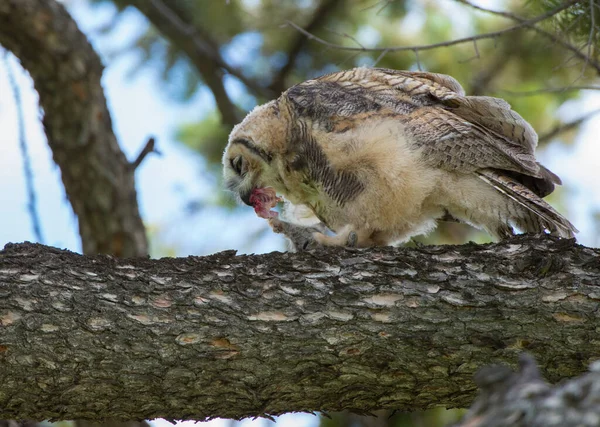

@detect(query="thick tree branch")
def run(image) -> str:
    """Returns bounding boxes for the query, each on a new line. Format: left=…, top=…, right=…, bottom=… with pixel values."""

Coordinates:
left=286, top=0, right=581, bottom=53
left=0, top=236, right=599, bottom=421
left=0, top=0, right=148, bottom=258
left=121, top=0, right=274, bottom=126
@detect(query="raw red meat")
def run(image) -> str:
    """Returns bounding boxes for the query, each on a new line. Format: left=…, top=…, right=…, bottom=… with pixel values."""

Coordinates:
left=249, top=187, right=281, bottom=219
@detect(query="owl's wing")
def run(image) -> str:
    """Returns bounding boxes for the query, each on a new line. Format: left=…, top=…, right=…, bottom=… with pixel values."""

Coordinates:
left=286, top=67, right=557, bottom=190
left=285, top=67, right=575, bottom=237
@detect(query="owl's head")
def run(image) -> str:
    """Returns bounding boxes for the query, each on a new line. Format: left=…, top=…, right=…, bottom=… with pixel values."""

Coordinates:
left=222, top=100, right=290, bottom=207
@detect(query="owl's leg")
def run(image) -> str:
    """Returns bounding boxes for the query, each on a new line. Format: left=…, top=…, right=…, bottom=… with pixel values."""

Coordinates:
left=312, top=225, right=372, bottom=248
left=268, top=218, right=328, bottom=251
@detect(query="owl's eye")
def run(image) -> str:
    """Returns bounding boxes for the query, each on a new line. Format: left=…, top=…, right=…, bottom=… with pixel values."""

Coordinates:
left=230, top=156, right=246, bottom=176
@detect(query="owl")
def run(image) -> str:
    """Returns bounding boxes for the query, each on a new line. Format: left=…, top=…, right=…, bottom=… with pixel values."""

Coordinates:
left=222, top=67, right=577, bottom=249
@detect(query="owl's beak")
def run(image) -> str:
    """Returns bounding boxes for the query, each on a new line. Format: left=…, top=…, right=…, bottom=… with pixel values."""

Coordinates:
left=240, top=188, right=253, bottom=206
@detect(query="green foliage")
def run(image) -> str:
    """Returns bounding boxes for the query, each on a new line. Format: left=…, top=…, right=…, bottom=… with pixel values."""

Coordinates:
left=91, top=0, right=597, bottom=125
left=534, top=0, right=599, bottom=45
left=176, top=112, right=230, bottom=166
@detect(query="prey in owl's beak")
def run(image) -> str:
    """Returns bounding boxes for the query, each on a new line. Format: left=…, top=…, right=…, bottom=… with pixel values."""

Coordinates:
left=225, top=167, right=281, bottom=217
left=248, top=187, right=281, bottom=219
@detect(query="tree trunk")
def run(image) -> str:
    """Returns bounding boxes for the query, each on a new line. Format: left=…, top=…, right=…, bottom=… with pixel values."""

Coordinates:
left=0, top=0, right=148, bottom=257
left=0, top=236, right=598, bottom=421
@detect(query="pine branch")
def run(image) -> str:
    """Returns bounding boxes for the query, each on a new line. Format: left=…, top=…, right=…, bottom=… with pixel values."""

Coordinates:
left=286, top=0, right=582, bottom=55
left=456, top=0, right=600, bottom=75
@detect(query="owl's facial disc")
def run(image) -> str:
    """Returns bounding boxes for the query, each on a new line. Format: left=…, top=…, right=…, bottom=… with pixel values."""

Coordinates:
left=224, top=116, right=283, bottom=218
left=224, top=156, right=281, bottom=218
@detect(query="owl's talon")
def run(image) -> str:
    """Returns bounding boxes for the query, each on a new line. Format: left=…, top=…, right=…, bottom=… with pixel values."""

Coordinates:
left=410, top=238, right=425, bottom=248
left=312, top=231, right=327, bottom=246
left=346, top=231, right=358, bottom=247
left=268, top=217, right=284, bottom=234
left=267, top=219, right=327, bottom=252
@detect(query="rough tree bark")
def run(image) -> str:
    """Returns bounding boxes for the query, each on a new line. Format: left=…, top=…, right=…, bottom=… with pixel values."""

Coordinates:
left=0, top=236, right=599, bottom=421
left=0, top=0, right=148, bottom=258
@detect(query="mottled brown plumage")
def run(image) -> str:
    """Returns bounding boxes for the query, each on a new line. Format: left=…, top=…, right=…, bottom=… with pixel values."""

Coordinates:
left=223, top=67, right=577, bottom=249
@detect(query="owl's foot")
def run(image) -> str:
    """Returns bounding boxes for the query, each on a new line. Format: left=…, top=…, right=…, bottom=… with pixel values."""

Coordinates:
left=269, top=219, right=369, bottom=250
left=346, top=231, right=358, bottom=247
left=312, top=225, right=367, bottom=248
left=268, top=218, right=327, bottom=252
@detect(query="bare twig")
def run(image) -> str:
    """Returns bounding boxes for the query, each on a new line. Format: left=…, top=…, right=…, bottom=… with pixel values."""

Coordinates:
left=2, top=50, right=45, bottom=244
left=457, top=0, right=600, bottom=75
left=469, top=41, right=515, bottom=94
left=458, top=39, right=481, bottom=63
left=336, top=30, right=366, bottom=50
left=413, top=49, right=421, bottom=70
left=360, top=0, right=393, bottom=13
left=336, top=51, right=360, bottom=68
left=286, top=0, right=582, bottom=54
left=538, top=108, right=600, bottom=144
left=498, top=86, right=600, bottom=96
left=373, top=48, right=389, bottom=66
left=131, top=137, right=160, bottom=170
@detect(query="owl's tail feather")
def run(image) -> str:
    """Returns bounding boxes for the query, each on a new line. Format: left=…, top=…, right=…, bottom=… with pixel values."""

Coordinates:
left=477, top=169, right=578, bottom=239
